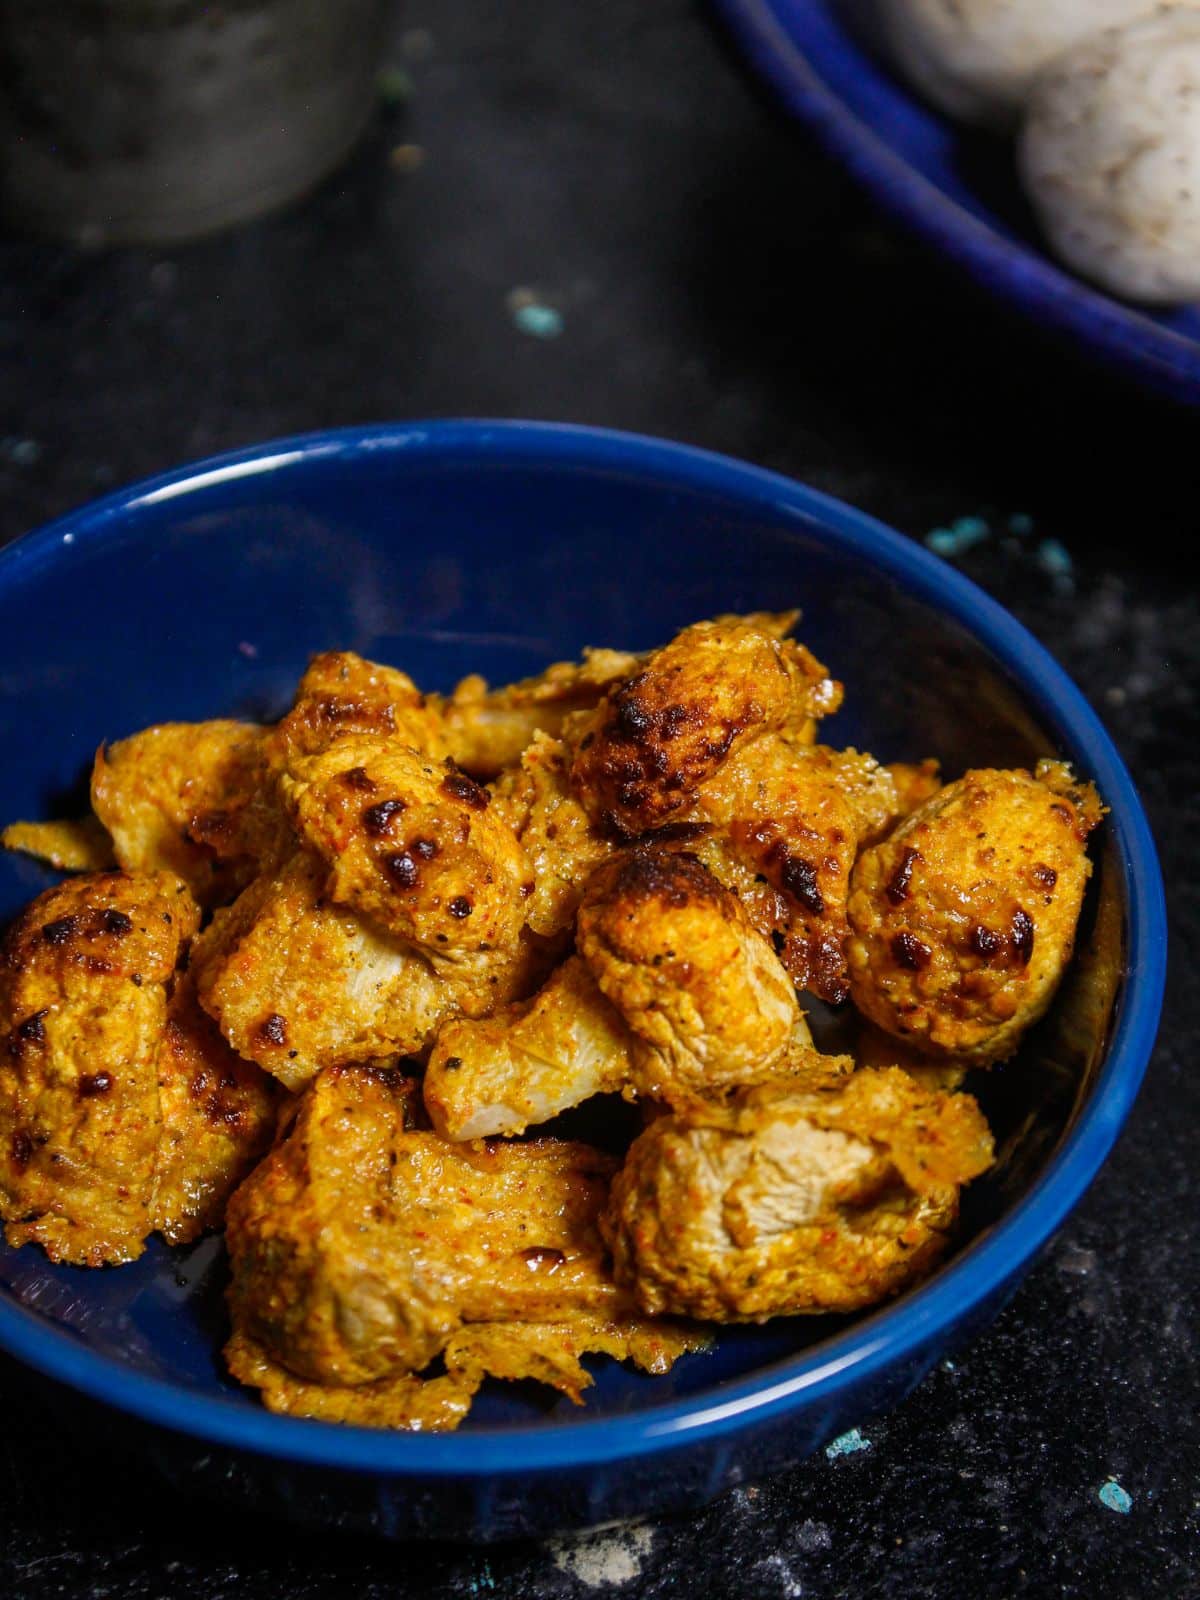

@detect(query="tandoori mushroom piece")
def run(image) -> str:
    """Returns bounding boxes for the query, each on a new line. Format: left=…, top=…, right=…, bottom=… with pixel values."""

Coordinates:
left=0, top=871, right=196, bottom=1263
left=91, top=720, right=291, bottom=906
left=568, top=616, right=841, bottom=836
left=279, top=735, right=531, bottom=970
left=603, top=1065, right=994, bottom=1321
left=224, top=1063, right=703, bottom=1428
left=575, top=849, right=798, bottom=1099
left=847, top=762, right=1103, bottom=1063
left=191, top=851, right=546, bottom=1091
left=0, top=871, right=275, bottom=1263
left=263, top=649, right=449, bottom=777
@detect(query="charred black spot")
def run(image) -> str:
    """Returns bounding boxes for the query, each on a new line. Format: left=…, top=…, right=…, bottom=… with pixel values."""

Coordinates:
left=770, top=929, right=787, bottom=957
left=214, top=1101, right=246, bottom=1130
left=101, top=909, right=133, bottom=937
left=41, top=916, right=80, bottom=946
left=780, top=855, right=824, bottom=916
left=1032, top=863, right=1058, bottom=889
left=701, top=730, right=736, bottom=763
left=259, top=1013, right=288, bottom=1046
left=314, top=696, right=394, bottom=733
left=641, top=820, right=712, bottom=846
left=519, top=1246, right=565, bottom=1274
left=131, top=973, right=143, bottom=987
left=605, top=847, right=724, bottom=912
left=186, top=809, right=234, bottom=849
left=410, top=837, right=439, bottom=861
left=1011, top=909, right=1035, bottom=966
left=613, top=696, right=654, bottom=742
left=598, top=809, right=632, bottom=840
left=382, top=852, right=420, bottom=889
left=442, top=767, right=489, bottom=810
left=448, top=896, right=473, bottom=919
left=660, top=704, right=692, bottom=739
left=78, top=1072, right=113, bottom=1098
left=442, top=1056, right=463, bottom=1073
left=891, top=931, right=931, bottom=971
left=362, top=799, right=406, bottom=837
left=970, top=925, right=1003, bottom=960
left=17, top=1011, right=47, bottom=1044
left=343, top=766, right=377, bottom=793
left=886, top=847, right=920, bottom=906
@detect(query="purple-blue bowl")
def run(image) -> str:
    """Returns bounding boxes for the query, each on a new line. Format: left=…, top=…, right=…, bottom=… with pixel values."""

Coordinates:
left=712, top=0, right=1200, bottom=405
left=0, top=422, right=1166, bottom=1539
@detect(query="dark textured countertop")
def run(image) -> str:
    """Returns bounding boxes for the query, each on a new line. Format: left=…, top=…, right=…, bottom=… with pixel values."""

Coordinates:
left=1, top=3, right=1195, bottom=1596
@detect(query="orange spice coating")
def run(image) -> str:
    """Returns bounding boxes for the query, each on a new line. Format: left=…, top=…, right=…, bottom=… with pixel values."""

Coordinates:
left=264, top=650, right=448, bottom=777
left=433, top=647, right=639, bottom=778
left=280, top=735, right=531, bottom=964
left=0, top=871, right=199, bottom=1263
left=490, top=731, right=619, bottom=940
left=226, top=1311, right=706, bottom=1432
left=603, top=1066, right=994, bottom=1321
left=225, top=1063, right=684, bottom=1389
left=847, top=762, right=1104, bottom=1062
left=576, top=849, right=798, bottom=1101
left=191, top=851, right=546, bottom=1091
left=92, top=721, right=290, bottom=906
left=424, top=956, right=636, bottom=1141
left=569, top=617, right=842, bottom=835
left=149, top=977, right=276, bottom=1245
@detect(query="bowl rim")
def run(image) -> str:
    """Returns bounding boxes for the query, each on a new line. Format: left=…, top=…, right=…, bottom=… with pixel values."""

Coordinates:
left=710, top=0, right=1200, bottom=407
left=0, top=419, right=1166, bottom=1477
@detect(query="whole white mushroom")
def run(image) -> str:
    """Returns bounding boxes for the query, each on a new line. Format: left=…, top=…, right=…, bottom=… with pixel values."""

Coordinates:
left=869, top=0, right=1195, bottom=126
left=1019, top=10, right=1200, bottom=304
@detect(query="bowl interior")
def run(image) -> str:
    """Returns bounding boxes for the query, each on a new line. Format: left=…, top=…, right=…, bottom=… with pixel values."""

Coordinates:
left=0, top=430, right=1125, bottom=1431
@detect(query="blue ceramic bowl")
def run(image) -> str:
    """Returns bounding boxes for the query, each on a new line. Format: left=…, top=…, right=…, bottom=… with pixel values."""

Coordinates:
left=0, top=423, right=1165, bottom=1540
left=712, top=0, right=1200, bottom=405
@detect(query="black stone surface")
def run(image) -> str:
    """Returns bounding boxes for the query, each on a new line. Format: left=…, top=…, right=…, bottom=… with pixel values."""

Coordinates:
left=0, top=3, right=1195, bottom=1596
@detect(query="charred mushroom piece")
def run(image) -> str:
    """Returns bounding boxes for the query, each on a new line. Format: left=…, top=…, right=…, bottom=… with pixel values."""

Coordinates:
left=847, top=763, right=1103, bottom=1063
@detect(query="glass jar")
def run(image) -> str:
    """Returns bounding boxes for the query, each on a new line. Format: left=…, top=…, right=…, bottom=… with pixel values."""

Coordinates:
left=0, top=0, right=394, bottom=244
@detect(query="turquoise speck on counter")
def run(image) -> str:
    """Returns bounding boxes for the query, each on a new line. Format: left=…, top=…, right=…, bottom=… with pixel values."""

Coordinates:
left=1037, top=538, right=1074, bottom=577
left=950, top=514, right=988, bottom=542
left=513, top=303, right=564, bottom=339
left=1098, top=1478, right=1133, bottom=1515
left=825, top=1428, right=871, bottom=1460
left=924, top=515, right=990, bottom=558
